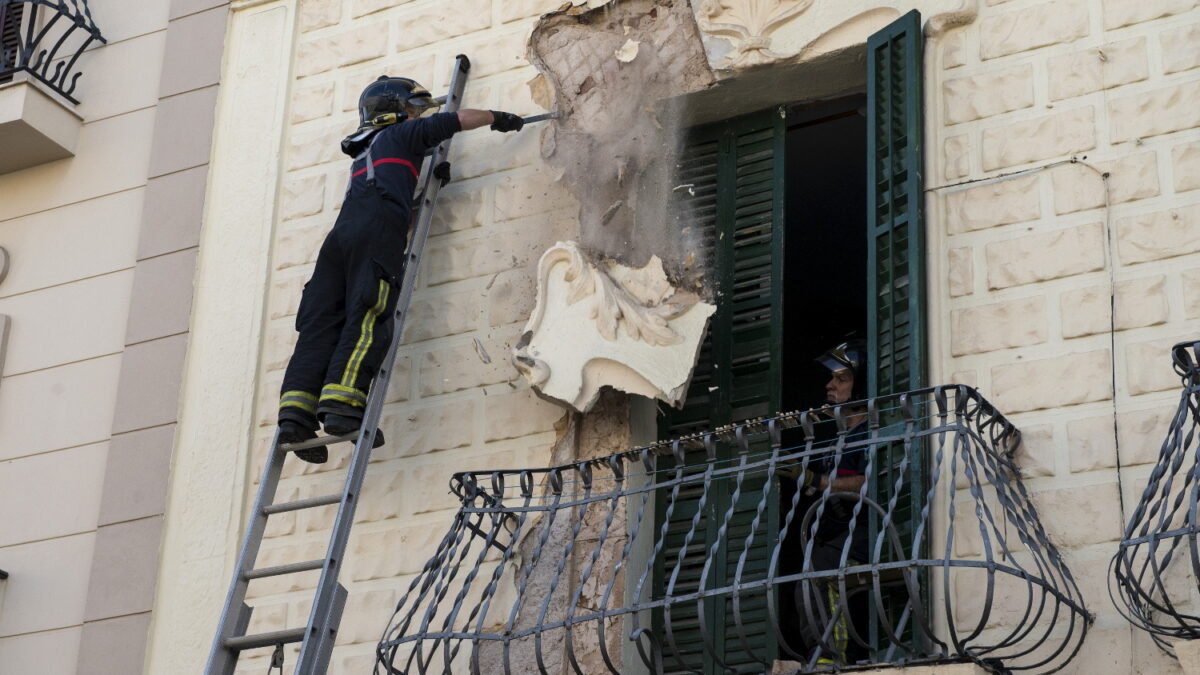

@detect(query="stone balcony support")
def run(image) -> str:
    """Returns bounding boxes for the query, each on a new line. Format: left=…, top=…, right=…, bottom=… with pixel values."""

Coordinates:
left=0, top=81, right=82, bottom=173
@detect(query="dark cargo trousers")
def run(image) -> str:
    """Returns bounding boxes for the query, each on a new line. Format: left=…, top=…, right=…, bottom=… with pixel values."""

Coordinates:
left=795, top=536, right=858, bottom=663
left=279, top=189, right=406, bottom=426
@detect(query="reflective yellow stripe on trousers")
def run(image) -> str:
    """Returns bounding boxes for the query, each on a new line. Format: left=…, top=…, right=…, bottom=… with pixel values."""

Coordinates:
left=340, top=279, right=390, bottom=390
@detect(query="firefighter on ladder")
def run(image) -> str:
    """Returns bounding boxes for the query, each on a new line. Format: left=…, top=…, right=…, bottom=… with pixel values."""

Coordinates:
left=277, top=76, right=525, bottom=463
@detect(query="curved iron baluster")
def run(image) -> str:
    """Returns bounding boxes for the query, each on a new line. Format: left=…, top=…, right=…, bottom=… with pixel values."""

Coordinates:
left=0, top=0, right=105, bottom=103
left=1112, top=340, right=1200, bottom=652
left=378, top=386, right=1091, bottom=673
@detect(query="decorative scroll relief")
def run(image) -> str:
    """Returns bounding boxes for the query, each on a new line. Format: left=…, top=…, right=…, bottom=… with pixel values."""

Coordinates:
left=513, top=241, right=715, bottom=413
left=696, top=0, right=815, bottom=67
left=695, top=0, right=978, bottom=69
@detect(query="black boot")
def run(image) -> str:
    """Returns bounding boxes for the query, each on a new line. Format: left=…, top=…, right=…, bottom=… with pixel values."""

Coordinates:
left=278, top=419, right=327, bottom=464
left=321, top=411, right=386, bottom=449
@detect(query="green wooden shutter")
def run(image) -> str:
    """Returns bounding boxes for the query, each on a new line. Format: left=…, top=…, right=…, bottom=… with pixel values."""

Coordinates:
left=866, top=9, right=927, bottom=657
left=656, top=107, right=786, bottom=674
left=867, top=9, right=926, bottom=398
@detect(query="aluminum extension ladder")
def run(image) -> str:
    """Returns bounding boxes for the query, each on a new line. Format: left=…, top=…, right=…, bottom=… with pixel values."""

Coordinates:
left=205, top=53, right=472, bottom=675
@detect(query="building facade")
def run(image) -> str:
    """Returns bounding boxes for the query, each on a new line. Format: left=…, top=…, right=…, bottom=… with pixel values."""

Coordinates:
left=1, top=0, right=1198, bottom=673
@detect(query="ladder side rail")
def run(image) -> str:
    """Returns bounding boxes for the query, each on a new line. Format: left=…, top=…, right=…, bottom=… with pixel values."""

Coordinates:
left=293, top=53, right=472, bottom=673
left=205, top=429, right=289, bottom=674
left=387, top=65, right=471, bottom=367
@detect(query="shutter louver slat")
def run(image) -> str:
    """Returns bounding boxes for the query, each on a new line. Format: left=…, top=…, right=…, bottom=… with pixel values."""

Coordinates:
left=657, top=108, right=784, bottom=673
left=1, top=3, right=25, bottom=82
left=866, top=9, right=927, bottom=658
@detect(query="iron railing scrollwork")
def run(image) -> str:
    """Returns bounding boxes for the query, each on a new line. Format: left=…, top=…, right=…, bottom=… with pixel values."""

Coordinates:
left=1111, top=340, right=1200, bottom=651
left=0, top=0, right=105, bottom=103
left=376, top=385, right=1091, bottom=674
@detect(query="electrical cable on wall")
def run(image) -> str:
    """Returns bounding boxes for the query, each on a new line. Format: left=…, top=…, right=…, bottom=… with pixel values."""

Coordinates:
left=925, top=155, right=1127, bottom=524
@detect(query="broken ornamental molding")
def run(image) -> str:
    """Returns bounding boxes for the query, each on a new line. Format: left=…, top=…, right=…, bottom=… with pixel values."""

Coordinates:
left=513, top=241, right=715, bottom=413
left=695, top=0, right=815, bottom=68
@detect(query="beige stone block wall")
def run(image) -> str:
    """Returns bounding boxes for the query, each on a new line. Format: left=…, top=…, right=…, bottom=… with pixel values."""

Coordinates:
left=927, top=1, right=1200, bottom=672
left=218, top=0, right=577, bottom=670
left=155, top=0, right=1199, bottom=671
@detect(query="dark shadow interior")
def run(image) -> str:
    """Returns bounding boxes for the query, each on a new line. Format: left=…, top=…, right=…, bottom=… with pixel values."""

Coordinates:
left=777, top=95, right=870, bottom=660
left=782, top=96, right=869, bottom=414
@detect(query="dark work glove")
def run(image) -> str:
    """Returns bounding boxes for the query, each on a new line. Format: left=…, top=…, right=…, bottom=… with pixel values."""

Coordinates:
left=489, top=111, right=524, bottom=133
left=433, top=161, right=452, bottom=186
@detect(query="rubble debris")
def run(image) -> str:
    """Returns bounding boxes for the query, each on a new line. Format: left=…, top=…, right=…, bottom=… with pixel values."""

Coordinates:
left=615, top=38, right=640, bottom=62
left=473, top=338, right=492, bottom=364
left=599, top=200, right=624, bottom=226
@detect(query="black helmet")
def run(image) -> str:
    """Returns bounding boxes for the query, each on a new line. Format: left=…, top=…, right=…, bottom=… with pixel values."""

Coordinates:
left=357, top=76, right=440, bottom=127
left=816, top=339, right=868, bottom=401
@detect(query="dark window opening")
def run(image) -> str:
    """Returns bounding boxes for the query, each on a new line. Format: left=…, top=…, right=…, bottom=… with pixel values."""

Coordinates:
left=777, top=96, right=871, bottom=663
left=781, top=97, right=869, bottom=413
left=652, top=97, right=874, bottom=672
left=0, top=2, right=23, bottom=84
left=653, top=12, right=925, bottom=671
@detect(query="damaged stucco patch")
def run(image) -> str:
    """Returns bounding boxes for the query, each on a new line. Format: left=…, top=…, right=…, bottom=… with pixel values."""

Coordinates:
left=474, top=390, right=632, bottom=674
left=514, top=241, right=715, bottom=412
left=528, top=0, right=715, bottom=275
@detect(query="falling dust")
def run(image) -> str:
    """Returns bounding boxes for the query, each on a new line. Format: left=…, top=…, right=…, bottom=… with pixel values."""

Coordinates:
left=528, top=0, right=716, bottom=292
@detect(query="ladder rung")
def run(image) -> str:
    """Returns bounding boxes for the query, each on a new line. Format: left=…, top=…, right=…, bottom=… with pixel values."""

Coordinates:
left=281, top=433, right=355, bottom=452
left=263, top=493, right=342, bottom=515
left=224, top=626, right=306, bottom=652
left=244, top=559, right=324, bottom=581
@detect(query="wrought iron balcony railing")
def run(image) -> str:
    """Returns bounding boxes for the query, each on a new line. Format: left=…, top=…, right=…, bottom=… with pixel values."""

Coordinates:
left=376, top=386, right=1090, bottom=674
left=0, top=0, right=105, bottom=103
left=1111, top=340, right=1200, bottom=651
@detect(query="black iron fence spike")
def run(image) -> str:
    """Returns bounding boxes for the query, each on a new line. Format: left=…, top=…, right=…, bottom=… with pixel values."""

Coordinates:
left=0, top=1, right=103, bottom=103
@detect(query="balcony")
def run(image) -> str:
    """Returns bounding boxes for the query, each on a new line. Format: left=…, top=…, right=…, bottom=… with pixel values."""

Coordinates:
left=1111, top=340, right=1200, bottom=652
left=0, top=0, right=105, bottom=173
left=377, top=385, right=1091, bottom=674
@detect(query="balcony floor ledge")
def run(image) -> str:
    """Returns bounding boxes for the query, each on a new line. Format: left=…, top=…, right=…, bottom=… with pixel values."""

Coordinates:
left=772, top=660, right=989, bottom=674
left=0, top=79, right=83, bottom=174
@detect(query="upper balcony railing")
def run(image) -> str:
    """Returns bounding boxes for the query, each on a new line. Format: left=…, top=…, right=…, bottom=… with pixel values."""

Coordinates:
left=0, top=0, right=105, bottom=103
left=376, top=385, right=1091, bottom=674
left=1112, top=340, right=1200, bottom=651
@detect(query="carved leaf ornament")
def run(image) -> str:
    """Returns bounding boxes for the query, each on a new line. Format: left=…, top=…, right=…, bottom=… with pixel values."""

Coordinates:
left=697, top=0, right=815, bottom=67
left=559, top=246, right=687, bottom=347
left=513, top=242, right=716, bottom=411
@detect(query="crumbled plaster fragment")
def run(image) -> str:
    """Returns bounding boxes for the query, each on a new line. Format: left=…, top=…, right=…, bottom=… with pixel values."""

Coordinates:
left=472, top=338, right=492, bottom=364
left=615, top=38, right=640, bottom=62
left=513, top=241, right=715, bottom=412
left=528, top=0, right=715, bottom=275
left=527, top=74, right=552, bottom=111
